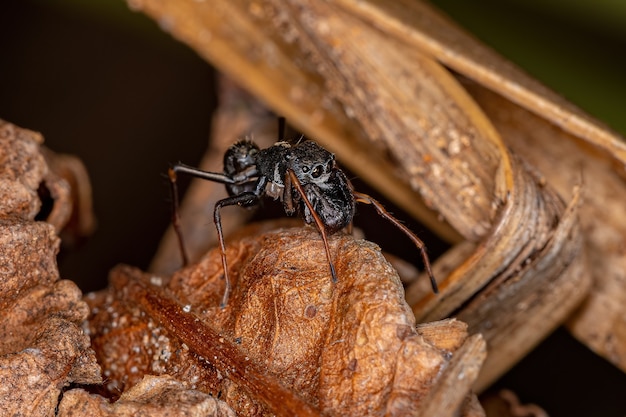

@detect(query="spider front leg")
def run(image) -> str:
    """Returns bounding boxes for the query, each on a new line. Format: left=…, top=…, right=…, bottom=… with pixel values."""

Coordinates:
left=285, top=169, right=338, bottom=283
left=353, top=191, right=439, bottom=294
left=213, top=192, right=260, bottom=307
left=168, top=163, right=237, bottom=266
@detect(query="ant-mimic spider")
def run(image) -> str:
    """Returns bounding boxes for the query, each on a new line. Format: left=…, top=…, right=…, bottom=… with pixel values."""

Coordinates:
left=168, top=119, right=438, bottom=307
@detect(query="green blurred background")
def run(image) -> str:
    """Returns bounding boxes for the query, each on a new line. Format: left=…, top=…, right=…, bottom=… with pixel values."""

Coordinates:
left=1, top=1, right=625, bottom=415
left=432, top=0, right=626, bottom=134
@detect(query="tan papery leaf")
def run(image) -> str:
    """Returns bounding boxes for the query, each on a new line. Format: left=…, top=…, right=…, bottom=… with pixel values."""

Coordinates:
left=0, top=120, right=101, bottom=416
left=88, top=226, right=485, bottom=416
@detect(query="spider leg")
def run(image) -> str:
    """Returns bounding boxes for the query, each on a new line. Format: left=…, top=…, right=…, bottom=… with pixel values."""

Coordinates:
left=171, top=163, right=237, bottom=184
left=286, top=169, right=338, bottom=283
left=353, top=191, right=439, bottom=294
left=168, top=163, right=237, bottom=266
left=214, top=192, right=260, bottom=307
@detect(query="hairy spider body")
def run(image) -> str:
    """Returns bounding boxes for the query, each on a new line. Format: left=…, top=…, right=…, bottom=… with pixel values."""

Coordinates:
left=216, top=139, right=357, bottom=234
left=169, top=138, right=437, bottom=307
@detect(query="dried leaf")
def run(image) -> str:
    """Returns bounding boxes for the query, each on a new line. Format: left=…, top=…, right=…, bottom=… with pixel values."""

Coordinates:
left=87, top=226, right=484, bottom=416
left=0, top=120, right=101, bottom=416
left=58, top=375, right=235, bottom=417
left=42, top=147, right=97, bottom=245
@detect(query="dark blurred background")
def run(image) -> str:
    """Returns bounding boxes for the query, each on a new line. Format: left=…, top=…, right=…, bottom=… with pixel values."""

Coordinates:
left=1, top=0, right=625, bottom=415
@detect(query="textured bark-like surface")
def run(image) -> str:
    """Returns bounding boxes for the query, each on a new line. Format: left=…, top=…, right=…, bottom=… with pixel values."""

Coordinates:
left=463, top=81, right=626, bottom=375
left=0, top=120, right=101, bottom=417
left=58, top=375, right=236, bottom=417
left=87, top=226, right=485, bottom=416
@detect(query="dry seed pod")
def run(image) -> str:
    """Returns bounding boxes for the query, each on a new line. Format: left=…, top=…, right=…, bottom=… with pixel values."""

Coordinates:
left=87, top=226, right=486, bottom=416
left=0, top=120, right=101, bottom=416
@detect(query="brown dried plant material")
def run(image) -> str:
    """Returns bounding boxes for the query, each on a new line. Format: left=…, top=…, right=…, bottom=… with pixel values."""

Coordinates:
left=0, top=120, right=101, bottom=416
left=58, top=375, right=235, bottom=417
left=42, top=147, right=97, bottom=246
left=481, top=389, right=549, bottom=417
left=87, top=226, right=485, bottom=416
left=409, top=162, right=586, bottom=389
left=126, top=0, right=598, bottom=388
left=463, top=81, right=626, bottom=375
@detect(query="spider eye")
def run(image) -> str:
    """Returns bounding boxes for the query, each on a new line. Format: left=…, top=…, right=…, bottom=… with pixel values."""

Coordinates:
left=301, top=166, right=310, bottom=173
left=311, top=165, right=324, bottom=178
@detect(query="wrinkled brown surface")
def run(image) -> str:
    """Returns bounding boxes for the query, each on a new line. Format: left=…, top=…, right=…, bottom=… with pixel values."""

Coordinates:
left=0, top=120, right=101, bottom=416
left=128, top=0, right=595, bottom=392
left=87, top=226, right=484, bottom=416
left=58, top=375, right=235, bottom=417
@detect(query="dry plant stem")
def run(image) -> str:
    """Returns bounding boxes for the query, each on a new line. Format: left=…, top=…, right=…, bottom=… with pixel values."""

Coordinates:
left=465, top=82, right=626, bottom=372
left=128, top=0, right=460, bottom=245
left=409, top=156, right=573, bottom=318
left=332, top=0, right=626, bottom=168
left=409, top=156, right=587, bottom=389
left=116, top=275, right=321, bottom=417
left=470, top=189, right=585, bottom=388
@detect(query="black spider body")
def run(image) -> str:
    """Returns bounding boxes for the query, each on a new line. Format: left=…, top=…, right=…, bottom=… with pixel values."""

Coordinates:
left=222, top=139, right=356, bottom=231
left=168, top=136, right=437, bottom=307
left=299, top=169, right=355, bottom=233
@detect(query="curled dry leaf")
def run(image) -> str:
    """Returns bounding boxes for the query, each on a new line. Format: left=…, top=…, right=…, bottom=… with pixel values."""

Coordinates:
left=42, top=147, right=97, bottom=246
left=0, top=120, right=101, bottom=416
left=58, top=375, right=235, bottom=417
left=87, top=226, right=486, bottom=416
left=463, top=81, right=626, bottom=374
